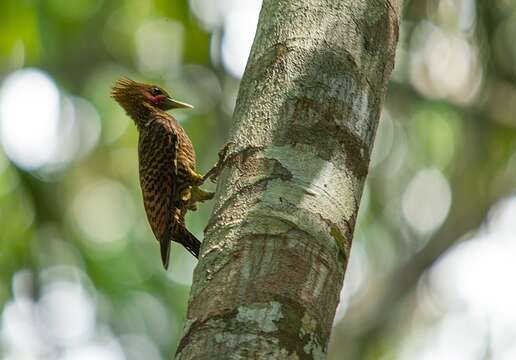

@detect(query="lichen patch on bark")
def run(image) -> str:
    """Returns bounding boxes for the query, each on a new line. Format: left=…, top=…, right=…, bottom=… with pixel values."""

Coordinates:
left=298, top=312, right=325, bottom=360
left=236, top=301, right=284, bottom=332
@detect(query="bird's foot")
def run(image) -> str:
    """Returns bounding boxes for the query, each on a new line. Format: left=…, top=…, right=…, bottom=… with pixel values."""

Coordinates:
left=190, top=171, right=205, bottom=186
left=203, top=142, right=232, bottom=183
left=186, top=187, right=214, bottom=211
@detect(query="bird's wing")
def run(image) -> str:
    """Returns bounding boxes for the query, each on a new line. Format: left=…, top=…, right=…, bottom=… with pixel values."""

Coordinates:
left=138, top=119, right=179, bottom=269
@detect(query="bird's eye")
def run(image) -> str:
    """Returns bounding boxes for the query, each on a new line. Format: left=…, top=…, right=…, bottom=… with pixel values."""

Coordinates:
left=150, top=87, right=162, bottom=96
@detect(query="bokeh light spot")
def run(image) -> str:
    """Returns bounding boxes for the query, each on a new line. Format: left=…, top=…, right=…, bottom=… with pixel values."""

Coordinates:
left=72, top=179, right=135, bottom=250
left=1, top=297, right=46, bottom=357
left=189, top=0, right=226, bottom=30
left=38, top=281, right=96, bottom=346
left=135, top=20, right=184, bottom=76
left=424, top=196, right=516, bottom=359
left=0, top=69, right=60, bottom=170
left=61, top=340, right=125, bottom=360
left=409, top=22, right=482, bottom=104
left=221, top=1, right=262, bottom=78
left=400, top=310, right=486, bottom=360
left=402, top=168, right=452, bottom=234
left=0, top=69, right=101, bottom=174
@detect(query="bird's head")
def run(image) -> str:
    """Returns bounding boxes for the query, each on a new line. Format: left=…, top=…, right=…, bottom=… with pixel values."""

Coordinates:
left=110, top=77, right=193, bottom=120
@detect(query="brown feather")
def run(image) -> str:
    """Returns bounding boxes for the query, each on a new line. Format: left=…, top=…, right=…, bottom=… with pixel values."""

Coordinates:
left=110, top=77, right=201, bottom=269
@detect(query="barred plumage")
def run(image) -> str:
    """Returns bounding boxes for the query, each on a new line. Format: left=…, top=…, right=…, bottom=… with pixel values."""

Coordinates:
left=110, top=78, right=216, bottom=269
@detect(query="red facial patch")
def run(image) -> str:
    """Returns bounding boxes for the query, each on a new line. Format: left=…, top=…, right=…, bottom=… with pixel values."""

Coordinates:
left=145, top=93, right=166, bottom=105
left=152, top=94, right=167, bottom=105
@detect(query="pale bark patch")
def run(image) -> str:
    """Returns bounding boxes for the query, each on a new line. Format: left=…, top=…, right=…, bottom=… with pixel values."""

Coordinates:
left=236, top=301, right=284, bottom=332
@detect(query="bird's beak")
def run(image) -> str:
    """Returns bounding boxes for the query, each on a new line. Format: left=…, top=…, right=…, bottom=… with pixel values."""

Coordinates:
left=164, top=97, right=194, bottom=109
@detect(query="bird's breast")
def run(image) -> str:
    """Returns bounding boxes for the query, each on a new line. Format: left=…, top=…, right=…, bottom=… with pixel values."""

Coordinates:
left=176, top=127, right=196, bottom=172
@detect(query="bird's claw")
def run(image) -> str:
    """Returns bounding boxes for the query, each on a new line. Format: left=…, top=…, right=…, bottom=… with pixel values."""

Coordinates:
left=208, top=169, right=220, bottom=183
left=204, top=142, right=232, bottom=183
left=186, top=203, right=198, bottom=211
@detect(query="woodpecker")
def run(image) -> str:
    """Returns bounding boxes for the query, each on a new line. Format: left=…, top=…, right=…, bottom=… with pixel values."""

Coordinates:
left=111, top=77, right=224, bottom=269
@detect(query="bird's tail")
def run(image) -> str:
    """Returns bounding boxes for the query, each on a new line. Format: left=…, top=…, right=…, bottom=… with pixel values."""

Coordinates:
left=160, top=225, right=200, bottom=269
left=176, top=225, right=201, bottom=259
left=160, top=238, right=171, bottom=270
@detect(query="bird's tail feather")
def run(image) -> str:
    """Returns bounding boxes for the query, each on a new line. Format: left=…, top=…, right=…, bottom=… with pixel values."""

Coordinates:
left=177, top=226, right=200, bottom=258
left=160, top=238, right=171, bottom=270
left=160, top=225, right=200, bottom=270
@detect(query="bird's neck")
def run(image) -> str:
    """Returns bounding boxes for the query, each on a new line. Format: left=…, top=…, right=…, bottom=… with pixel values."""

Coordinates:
left=132, top=104, right=179, bottom=131
left=129, top=103, right=158, bottom=129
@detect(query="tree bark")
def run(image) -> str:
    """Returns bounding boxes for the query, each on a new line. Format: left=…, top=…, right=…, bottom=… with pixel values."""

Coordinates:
left=176, top=0, right=400, bottom=358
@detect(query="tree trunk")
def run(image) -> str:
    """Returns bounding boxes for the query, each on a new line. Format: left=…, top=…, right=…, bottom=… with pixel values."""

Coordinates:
left=176, top=0, right=400, bottom=358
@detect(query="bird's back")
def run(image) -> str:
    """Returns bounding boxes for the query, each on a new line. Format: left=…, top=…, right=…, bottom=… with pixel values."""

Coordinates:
left=138, top=118, right=177, bottom=244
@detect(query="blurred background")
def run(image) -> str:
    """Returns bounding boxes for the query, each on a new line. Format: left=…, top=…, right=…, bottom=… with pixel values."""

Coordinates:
left=0, top=0, right=514, bottom=359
